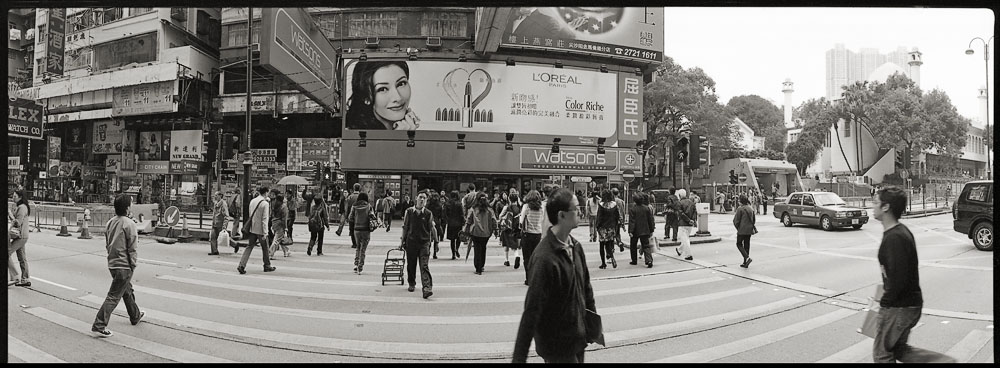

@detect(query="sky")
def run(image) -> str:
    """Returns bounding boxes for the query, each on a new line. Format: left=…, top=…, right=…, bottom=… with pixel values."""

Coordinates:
left=663, top=7, right=995, bottom=128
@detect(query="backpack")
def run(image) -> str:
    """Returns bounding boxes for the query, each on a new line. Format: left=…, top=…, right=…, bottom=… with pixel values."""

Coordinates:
left=500, top=204, right=522, bottom=239
left=308, top=206, right=324, bottom=232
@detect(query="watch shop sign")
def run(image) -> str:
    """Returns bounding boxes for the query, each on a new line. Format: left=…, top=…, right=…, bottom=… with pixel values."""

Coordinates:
left=8, top=98, right=45, bottom=140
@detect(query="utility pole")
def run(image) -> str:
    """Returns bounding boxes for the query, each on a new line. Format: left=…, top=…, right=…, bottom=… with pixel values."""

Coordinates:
left=241, top=7, right=253, bottom=226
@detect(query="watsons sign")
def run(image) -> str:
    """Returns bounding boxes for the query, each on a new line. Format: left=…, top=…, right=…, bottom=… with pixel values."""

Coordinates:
left=520, top=147, right=617, bottom=172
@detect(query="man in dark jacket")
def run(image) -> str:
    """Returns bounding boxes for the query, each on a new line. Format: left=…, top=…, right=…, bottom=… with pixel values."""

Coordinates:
left=628, top=193, right=656, bottom=268
left=513, top=189, right=596, bottom=363
left=209, top=191, right=229, bottom=255
left=871, top=186, right=955, bottom=363
left=402, top=191, right=435, bottom=299
left=336, top=183, right=362, bottom=248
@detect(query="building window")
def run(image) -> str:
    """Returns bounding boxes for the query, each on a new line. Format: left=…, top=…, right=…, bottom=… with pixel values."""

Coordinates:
left=93, top=32, right=157, bottom=71
left=64, top=47, right=92, bottom=71
left=132, top=8, right=156, bottom=16
left=347, top=12, right=398, bottom=37
left=844, top=120, right=851, bottom=138
left=222, top=21, right=260, bottom=48
left=420, top=12, right=467, bottom=37
left=312, top=13, right=342, bottom=39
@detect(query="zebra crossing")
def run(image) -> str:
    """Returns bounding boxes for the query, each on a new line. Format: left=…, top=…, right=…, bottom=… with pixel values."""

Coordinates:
left=7, top=230, right=995, bottom=363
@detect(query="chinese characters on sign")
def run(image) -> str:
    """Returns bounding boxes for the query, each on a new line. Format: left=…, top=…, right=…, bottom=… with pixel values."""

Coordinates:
left=169, top=130, right=203, bottom=162
left=287, top=138, right=339, bottom=171
left=500, top=7, right=663, bottom=62
left=92, top=120, right=124, bottom=153
left=45, top=8, right=66, bottom=76
left=112, top=81, right=176, bottom=116
left=616, top=72, right=645, bottom=147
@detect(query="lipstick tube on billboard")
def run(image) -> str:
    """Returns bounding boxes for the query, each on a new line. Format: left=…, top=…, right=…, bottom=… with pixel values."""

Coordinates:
left=462, top=81, right=473, bottom=128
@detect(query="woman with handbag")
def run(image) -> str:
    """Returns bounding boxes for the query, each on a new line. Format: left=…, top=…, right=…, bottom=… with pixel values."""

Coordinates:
left=346, top=192, right=374, bottom=274
left=444, top=191, right=464, bottom=260
left=517, top=190, right=544, bottom=285
left=732, top=194, right=757, bottom=268
left=498, top=192, right=523, bottom=268
left=306, top=196, right=330, bottom=256
left=8, top=190, right=31, bottom=287
left=465, top=192, right=498, bottom=275
left=595, top=189, right=621, bottom=269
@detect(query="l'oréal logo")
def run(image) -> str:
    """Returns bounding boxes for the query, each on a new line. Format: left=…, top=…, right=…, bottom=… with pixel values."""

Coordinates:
left=532, top=73, right=581, bottom=85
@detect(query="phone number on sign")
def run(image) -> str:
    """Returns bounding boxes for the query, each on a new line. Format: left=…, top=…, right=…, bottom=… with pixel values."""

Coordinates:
left=614, top=47, right=659, bottom=61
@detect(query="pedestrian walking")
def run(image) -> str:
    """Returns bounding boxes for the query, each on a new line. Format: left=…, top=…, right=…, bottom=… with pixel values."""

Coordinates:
left=628, top=192, right=656, bottom=268
left=499, top=192, right=523, bottom=268
left=664, top=188, right=679, bottom=241
left=285, top=189, right=299, bottom=240
left=268, top=190, right=290, bottom=258
left=91, top=194, right=145, bottom=337
left=8, top=190, right=31, bottom=287
left=595, top=189, right=621, bottom=269
left=426, top=191, right=445, bottom=259
left=401, top=192, right=436, bottom=299
left=733, top=194, right=756, bottom=268
left=871, top=186, right=956, bottom=363
left=306, top=196, right=329, bottom=256
left=715, top=191, right=726, bottom=214
left=209, top=191, right=229, bottom=255
left=228, top=189, right=242, bottom=244
left=460, top=184, right=479, bottom=249
left=465, top=192, right=498, bottom=275
left=518, top=190, right=545, bottom=285
left=512, top=188, right=596, bottom=363
left=444, top=191, right=464, bottom=259
left=346, top=193, right=373, bottom=274
left=586, top=192, right=599, bottom=242
left=336, top=183, right=362, bottom=248
left=675, top=189, right=696, bottom=260
left=761, top=189, right=769, bottom=215
left=237, top=187, right=275, bottom=274
left=381, top=190, right=397, bottom=232
left=611, top=188, right=626, bottom=252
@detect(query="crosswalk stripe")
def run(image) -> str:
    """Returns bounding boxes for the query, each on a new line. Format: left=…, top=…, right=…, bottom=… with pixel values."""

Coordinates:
left=22, top=307, right=233, bottom=363
left=76, top=293, right=802, bottom=358
left=179, top=266, right=723, bottom=290
left=815, top=338, right=872, bottom=363
left=650, top=308, right=857, bottom=363
left=7, top=335, right=66, bottom=363
left=606, top=297, right=804, bottom=346
left=129, top=283, right=758, bottom=325
left=32, top=277, right=78, bottom=291
left=156, top=274, right=727, bottom=304
left=944, top=329, right=993, bottom=363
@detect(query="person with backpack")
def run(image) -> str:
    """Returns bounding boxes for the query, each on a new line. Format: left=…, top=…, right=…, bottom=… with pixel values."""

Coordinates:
left=336, top=183, right=362, bottom=249
left=345, top=192, right=374, bottom=274
left=498, top=192, right=523, bottom=268
left=465, top=192, right=498, bottom=275
left=381, top=190, right=397, bottom=232
left=306, top=196, right=329, bottom=256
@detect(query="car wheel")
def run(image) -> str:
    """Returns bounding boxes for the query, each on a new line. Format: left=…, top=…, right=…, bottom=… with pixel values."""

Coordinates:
left=821, top=216, right=833, bottom=231
left=852, top=224, right=863, bottom=230
left=782, top=213, right=793, bottom=227
left=972, top=222, right=993, bottom=251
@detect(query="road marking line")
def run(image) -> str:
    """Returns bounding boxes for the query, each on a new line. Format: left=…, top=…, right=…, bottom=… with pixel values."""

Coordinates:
left=749, top=240, right=992, bottom=271
left=139, top=258, right=177, bottom=266
left=32, top=277, right=78, bottom=291
left=798, top=228, right=808, bottom=250
left=22, top=307, right=233, bottom=363
left=129, top=284, right=758, bottom=325
left=944, top=329, right=994, bottom=363
left=650, top=308, right=856, bottom=363
left=76, top=294, right=801, bottom=357
left=816, top=338, right=872, bottom=363
left=156, top=274, right=726, bottom=304
left=7, top=335, right=66, bottom=363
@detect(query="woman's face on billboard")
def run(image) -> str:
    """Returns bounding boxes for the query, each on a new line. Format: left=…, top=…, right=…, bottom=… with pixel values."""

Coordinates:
left=371, top=64, right=411, bottom=124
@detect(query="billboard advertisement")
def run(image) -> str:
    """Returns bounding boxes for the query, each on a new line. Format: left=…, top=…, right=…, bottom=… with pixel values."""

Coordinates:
left=112, top=81, right=176, bottom=117
left=259, top=8, right=339, bottom=113
left=499, top=7, right=663, bottom=62
left=8, top=98, right=45, bottom=140
left=287, top=138, right=337, bottom=171
left=169, top=130, right=204, bottom=162
left=343, top=60, right=617, bottom=137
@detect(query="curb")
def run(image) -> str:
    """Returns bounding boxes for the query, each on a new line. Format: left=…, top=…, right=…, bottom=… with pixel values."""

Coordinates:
left=656, top=235, right=723, bottom=247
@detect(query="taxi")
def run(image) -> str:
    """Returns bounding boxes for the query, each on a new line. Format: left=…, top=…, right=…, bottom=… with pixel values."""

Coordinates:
left=772, top=191, right=868, bottom=231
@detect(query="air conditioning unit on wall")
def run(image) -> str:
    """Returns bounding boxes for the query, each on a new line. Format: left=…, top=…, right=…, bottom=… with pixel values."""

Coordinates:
left=425, top=36, right=441, bottom=49
left=364, top=37, right=379, bottom=49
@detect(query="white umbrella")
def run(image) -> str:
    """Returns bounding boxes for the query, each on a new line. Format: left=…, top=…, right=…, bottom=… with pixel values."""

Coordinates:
left=276, top=175, right=310, bottom=185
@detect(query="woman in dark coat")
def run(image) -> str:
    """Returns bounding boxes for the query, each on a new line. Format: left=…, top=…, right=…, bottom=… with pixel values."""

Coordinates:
left=595, top=189, right=621, bottom=269
left=426, top=191, right=445, bottom=259
left=444, top=191, right=465, bottom=260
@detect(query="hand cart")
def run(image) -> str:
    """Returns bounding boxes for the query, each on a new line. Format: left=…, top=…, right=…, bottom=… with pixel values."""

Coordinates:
left=382, top=247, right=406, bottom=286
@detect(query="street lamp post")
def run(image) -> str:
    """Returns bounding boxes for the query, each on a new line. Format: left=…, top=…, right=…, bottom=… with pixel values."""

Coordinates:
left=241, top=7, right=253, bottom=228
left=966, top=36, right=994, bottom=178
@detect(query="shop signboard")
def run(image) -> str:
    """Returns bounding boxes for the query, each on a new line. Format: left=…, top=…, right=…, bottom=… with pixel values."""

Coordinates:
left=92, top=120, right=124, bottom=154
left=520, top=147, right=616, bottom=172
left=616, top=71, right=644, bottom=147
left=105, top=155, right=121, bottom=172
left=137, top=161, right=170, bottom=174
left=343, top=60, right=617, bottom=137
left=168, top=160, right=200, bottom=175
left=112, top=81, right=176, bottom=117
left=8, top=156, right=21, bottom=170
left=252, top=148, right=277, bottom=163
left=8, top=98, right=45, bottom=140
left=47, top=136, right=61, bottom=176
left=169, top=130, right=203, bottom=162
left=44, top=8, right=67, bottom=76
left=259, top=8, right=339, bottom=113
left=287, top=138, right=334, bottom=171
left=498, top=7, right=663, bottom=62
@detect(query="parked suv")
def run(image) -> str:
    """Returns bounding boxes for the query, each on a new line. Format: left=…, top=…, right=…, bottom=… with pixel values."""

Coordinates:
left=952, top=180, right=993, bottom=251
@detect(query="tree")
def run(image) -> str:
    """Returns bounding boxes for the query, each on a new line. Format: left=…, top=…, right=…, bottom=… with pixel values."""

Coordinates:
left=726, top=95, right=787, bottom=152
left=785, top=98, right=838, bottom=175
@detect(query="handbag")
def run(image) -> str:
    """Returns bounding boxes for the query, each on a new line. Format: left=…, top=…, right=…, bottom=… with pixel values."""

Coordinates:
left=8, top=220, right=21, bottom=240
left=585, top=309, right=606, bottom=346
left=241, top=201, right=263, bottom=235
left=858, top=284, right=885, bottom=338
left=752, top=225, right=759, bottom=235
left=367, top=207, right=382, bottom=230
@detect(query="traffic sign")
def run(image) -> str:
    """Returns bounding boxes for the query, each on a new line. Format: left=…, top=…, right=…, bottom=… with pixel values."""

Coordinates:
left=738, top=173, right=748, bottom=182
left=589, top=181, right=597, bottom=189
left=163, top=206, right=180, bottom=227
left=899, top=169, right=909, bottom=179
left=242, top=151, right=254, bottom=165
left=622, top=169, right=636, bottom=182
left=570, top=176, right=592, bottom=183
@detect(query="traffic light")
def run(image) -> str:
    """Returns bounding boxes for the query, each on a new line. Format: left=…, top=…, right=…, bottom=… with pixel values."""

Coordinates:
left=729, top=169, right=738, bottom=185
left=323, top=166, right=332, bottom=181
left=689, top=134, right=709, bottom=170
left=645, top=161, right=655, bottom=178
left=223, top=133, right=234, bottom=159
left=675, top=134, right=689, bottom=163
left=314, top=162, right=323, bottom=182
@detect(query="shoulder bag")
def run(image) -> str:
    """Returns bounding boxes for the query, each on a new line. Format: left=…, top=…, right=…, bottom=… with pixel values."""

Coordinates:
left=241, top=200, right=263, bottom=235
left=367, top=206, right=383, bottom=230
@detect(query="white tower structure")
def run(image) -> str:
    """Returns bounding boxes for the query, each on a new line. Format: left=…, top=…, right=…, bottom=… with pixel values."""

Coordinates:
left=907, top=48, right=923, bottom=87
left=782, top=78, right=794, bottom=128
left=979, top=86, right=989, bottom=126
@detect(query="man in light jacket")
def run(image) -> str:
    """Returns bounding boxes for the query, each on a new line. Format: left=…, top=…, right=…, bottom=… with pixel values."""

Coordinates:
left=238, top=186, right=275, bottom=274
left=91, top=194, right=144, bottom=337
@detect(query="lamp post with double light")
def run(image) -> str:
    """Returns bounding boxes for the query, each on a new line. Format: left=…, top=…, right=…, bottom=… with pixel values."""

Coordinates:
left=966, top=36, right=993, bottom=178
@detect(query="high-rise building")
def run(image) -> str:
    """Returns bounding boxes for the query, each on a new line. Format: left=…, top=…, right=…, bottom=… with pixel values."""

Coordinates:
left=825, top=44, right=913, bottom=100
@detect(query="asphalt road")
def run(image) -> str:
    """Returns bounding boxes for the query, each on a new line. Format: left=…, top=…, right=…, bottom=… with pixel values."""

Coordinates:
left=7, top=211, right=993, bottom=363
